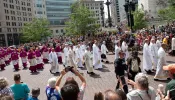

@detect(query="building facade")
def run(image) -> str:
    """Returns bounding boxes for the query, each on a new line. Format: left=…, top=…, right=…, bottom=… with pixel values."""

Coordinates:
left=138, top=0, right=167, bottom=19
left=82, top=0, right=105, bottom=27
left=111, top=0, right=128, bottom=25
left=33, top=0, right=47, bottom=18
left=45, top=0, right=75, bottom=35
left=0, top=0, right=33, bottom=46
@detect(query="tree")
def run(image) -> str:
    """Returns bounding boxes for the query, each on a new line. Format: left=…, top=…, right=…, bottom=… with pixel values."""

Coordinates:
left=21, top=18, right=51, bottom=43
left=133, top=9, right=147, bottom=30
left=158, top=0, right=175, bottom=20
left=65, top=2, right=100, bottom=35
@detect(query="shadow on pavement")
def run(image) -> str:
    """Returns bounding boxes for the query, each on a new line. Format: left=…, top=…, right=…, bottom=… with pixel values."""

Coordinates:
left=90, top=74, right=101, bottom=78
left=30, top=72, right=40, bottom=75
left=97, top=68, right=110, bottom=72
left=167, top=61, right=175, bottom=64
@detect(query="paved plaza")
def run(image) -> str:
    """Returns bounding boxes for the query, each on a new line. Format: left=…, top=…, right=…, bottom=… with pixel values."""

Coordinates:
left=0, top=53, right=175, bottom=100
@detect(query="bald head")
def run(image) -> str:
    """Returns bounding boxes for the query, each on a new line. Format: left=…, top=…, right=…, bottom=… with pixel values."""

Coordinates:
left=105, top=90, right=121, bottom=100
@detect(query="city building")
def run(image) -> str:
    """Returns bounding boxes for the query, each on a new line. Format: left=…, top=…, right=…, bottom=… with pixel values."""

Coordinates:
left=82, top=0, right=105, bottom=27
left=33, top=0, right=47, bottom=18
left=0, top=0, right=33, bottom=46
left=138, top=0, right=167, bottom=19
left=111, top=0, right=128, bottom=25
left=45, top=0, right=76, bottom=35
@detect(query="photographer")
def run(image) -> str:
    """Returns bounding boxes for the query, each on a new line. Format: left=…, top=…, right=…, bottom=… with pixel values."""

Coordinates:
left=114, top=50, right=128, bottom=93
left=55, top=67, right=86, bottom=100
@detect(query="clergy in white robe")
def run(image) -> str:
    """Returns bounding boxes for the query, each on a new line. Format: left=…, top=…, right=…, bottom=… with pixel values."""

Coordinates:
left=172, top=37, right=175, bottom=56
left=101, top=41, right=109, bottom=62
left=121, top=41, right=129, bottom=61
left=156, top=37, right=162, bottom=50
left=154, top=44, right=168, bottom=80
left=115, top=41, right=121, bottom=60
left=75, top=45, right=84, bottom=68
left=84, top=46, right=95, bottom=75
left=63, top=44, right=69, bottom=67
left=67, top=46, right=76, bottom=68
left=49, top=48, right=59, bottom=74
left=93, top=40, right=102, bottom=69
left=149, top=39, right=158, bottom=70
left=143, top=39, right=153, bottom=73
left=80, top=42, right=86, bottom=58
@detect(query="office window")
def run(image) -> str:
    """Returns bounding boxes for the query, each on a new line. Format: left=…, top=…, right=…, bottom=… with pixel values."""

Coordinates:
left=6, top=16, right=10, bottom=20
left=28, top=8, right=31, bottom=11
left=61, top=29, right=63, bottom=33
left=27, top=3, right=30, bottom=6
left=0, top=28, right=2, bottom=32
left=56, top=30, right=58, bottom=33
left=36, top=4, right=42, bottom=7
left=37, top=11, right=43, bottom=14
left=9, top=0, right=13, bottom=3
left=13, top=28, right=17, bottom=32
left=12, top=22, right=16, bottom=26
left=6, top=22, right=10, bottom=26
left=4, top=3, right=8, bottom=8
left=7, top=28, right=11, bottom=32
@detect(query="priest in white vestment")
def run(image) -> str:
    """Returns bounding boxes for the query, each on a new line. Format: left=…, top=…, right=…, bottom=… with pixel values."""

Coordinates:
left=101, top=41, right=109, bottom=62
left=143, top=39, right=153, bottom=74
left=149, top=39, right=158, bottom=70
left=80, top=42, right=86, bottom=57
left=115, top=41, right=121, bottom=60
left=121, top=41, right=129, bottom=61
left=154, top=43, right=169, bottom=81
left=75, top=45, right=84, bottom=68
left=84, top=46, right=95, bottom=75
left=63, top=44, right=69, bottom=67
left=49, top=48, right=59, bottom=74
left=67, top=46, right=76, bottom=68
left=156, top=37, right=162, bottom=50
left=93, top=40, right=102, bottom=69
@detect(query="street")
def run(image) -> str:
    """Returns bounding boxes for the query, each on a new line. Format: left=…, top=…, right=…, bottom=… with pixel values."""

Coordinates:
left=0, top=53, right=175, bottom=100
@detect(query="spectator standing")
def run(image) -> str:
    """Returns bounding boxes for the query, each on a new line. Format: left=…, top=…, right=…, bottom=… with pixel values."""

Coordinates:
left=104, top=90, right=121, bottom=100
left=46, top=77, right=61, bottom=100
left=127, top=73, right=156, bottom=100
left=56, top=68, right=86, bottom=100
left=10, top=74, right=30, bottom=100
left=163, top=64, right=175, bottom=96
left=28, top=87, right=40, bottom=100
left=0, top=77, right=13, bottom=98
left=114, top=50, right=128, bottom=93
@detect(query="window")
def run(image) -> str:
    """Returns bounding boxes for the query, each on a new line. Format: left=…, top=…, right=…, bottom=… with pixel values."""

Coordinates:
left=13, top=28, right=17, bottom=32
left=7, top=28, right=11, bottom=32
left=4, top=3, right=8, bottom=8
left=0, top=28, right=2, bottom=32
left=36, top=4, right=42, bottom=7
left=27, top=8, right=31, bottom=11
left=29, top=18, right=32, bottom=21
left=61, top=29, right=63, bottom=33
left=22, top=7, right=26, bottom=11
left=37, top=11, right=43, bottom=14
left=56, top=30, right=58, bottom=33
left=28, top=13, right=32, bottom=16
left=6, top=16, right=10, bottom=20
left=16, top=6, right=20, bottom=10
left=10, top=5, right=14, bottom=9
left=6, top=22, right=10, bottom=26
left=12, top=22, right=16, bottom=26
left=27, top=3, right=30, bottom=6
left=9, top=0, right=13, bottom=3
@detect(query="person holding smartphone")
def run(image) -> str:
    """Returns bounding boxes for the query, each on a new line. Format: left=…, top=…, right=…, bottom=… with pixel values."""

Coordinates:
left=55, top=68, right=86, bottom=100
left=114, top=50, right=128, bottom=93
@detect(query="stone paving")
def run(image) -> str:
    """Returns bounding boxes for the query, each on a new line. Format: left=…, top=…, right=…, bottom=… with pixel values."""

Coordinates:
left=0, top=53, right=175, bottom=100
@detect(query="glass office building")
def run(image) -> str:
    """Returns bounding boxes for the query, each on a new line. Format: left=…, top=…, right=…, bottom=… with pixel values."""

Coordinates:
left=46, top=0, right=75, bottom=25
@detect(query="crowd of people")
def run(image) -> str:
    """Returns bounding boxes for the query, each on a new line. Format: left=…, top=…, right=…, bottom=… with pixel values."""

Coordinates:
left=0, top=22, right=175, bottom=100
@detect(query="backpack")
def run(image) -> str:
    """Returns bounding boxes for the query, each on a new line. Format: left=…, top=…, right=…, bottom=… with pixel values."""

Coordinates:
left=131, top=58, right=139, bottom=72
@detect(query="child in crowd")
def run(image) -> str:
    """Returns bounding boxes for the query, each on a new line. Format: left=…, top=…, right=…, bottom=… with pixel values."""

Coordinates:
left=28, top=87, right=40, bottom=100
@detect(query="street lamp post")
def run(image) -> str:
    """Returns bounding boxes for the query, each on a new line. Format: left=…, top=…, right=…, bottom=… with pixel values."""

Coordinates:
left=124, top=0, right=136, bottom=32
left=100, top=3, right=105, bottom=27
left=105, top=0, right=112, bottom=27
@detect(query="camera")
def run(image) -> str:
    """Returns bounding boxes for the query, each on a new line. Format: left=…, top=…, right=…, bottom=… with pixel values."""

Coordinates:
left=65, top=66, right=74, bottom=73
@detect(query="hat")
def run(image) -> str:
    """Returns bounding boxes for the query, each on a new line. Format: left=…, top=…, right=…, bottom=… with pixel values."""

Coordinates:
left=163, top=64, right=175, bottom=74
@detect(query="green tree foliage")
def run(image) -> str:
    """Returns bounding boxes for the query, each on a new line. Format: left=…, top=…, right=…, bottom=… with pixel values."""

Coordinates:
left=133, top=9, right=147, bottom=30
left=158, top=0, right=175, bottom=20
left=65, top=2, right=100, bottom=35
left=21, top=18, right=51, bottom=43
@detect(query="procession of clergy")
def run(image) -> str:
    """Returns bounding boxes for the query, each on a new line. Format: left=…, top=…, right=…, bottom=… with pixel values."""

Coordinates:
left=0, top=35, right=174, bottom=80
left=0, top=40, right=112, bottom=75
